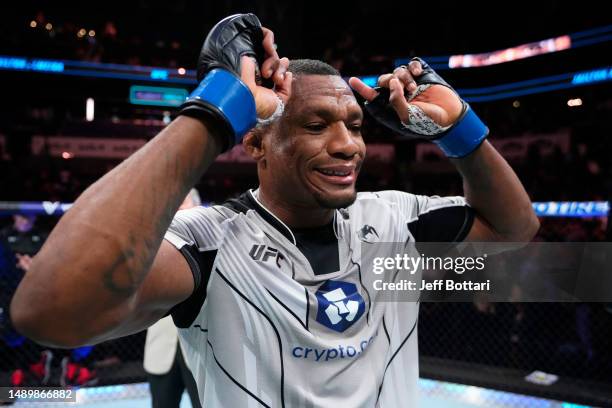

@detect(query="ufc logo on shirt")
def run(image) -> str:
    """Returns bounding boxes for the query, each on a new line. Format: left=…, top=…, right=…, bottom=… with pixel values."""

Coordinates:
left=249, top=244, right=285, bottom=268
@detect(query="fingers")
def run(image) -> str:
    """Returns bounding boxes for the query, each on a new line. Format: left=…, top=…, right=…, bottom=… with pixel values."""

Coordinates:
left=388, top=78, right=411, bottom=123
left=376, top=73, right=394, bottom=88
left=261, top=27, right=279, bottom=79
left=261, top=28, right=277, bottom=58
left=378, top=69, right=414, bottom=90
left=348, top=77, right=379, bottom=102
left=408, top=59, right=423, bottom=76
left=272, top=57, right=289, bottom=86
left=393, top=66, right=417, bottom=93
left=377, top=60, right=424, bottom=92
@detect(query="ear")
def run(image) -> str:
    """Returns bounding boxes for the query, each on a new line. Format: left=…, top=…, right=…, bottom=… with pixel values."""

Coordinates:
left=242, top=130, right=265, bottom=161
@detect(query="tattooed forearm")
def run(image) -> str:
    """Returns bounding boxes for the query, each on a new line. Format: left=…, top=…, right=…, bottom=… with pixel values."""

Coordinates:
left=11, top=117, right=221, bottom=345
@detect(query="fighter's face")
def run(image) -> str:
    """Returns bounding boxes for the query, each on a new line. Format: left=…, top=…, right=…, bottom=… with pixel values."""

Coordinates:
left=263, top=75, right=366, bottom=209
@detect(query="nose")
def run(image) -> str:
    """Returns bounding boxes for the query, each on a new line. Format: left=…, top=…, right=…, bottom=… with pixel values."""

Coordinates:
left=327, top=122, right=362, bottom=159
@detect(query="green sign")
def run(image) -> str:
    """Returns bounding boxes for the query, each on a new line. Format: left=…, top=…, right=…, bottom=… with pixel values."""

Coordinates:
left=129, top=85, right=188, bottom=107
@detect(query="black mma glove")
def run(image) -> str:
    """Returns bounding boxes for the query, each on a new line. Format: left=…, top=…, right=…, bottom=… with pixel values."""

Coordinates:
left=178, top=14, right=266, bottom=152
left=365, top=57, right=488, bottom=158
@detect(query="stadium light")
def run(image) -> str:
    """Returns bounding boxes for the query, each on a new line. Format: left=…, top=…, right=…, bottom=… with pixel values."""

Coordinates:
left=86, top=97, right=95, bottom=121
left=567, top=98, right=583, bottom=107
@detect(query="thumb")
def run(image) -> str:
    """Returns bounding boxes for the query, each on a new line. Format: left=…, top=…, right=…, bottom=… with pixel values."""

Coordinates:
left=348, top=77, right=378, bottom=102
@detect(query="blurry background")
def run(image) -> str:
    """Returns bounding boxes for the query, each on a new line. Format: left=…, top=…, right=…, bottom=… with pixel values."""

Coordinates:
left=0, top=1, right=611, bottom=406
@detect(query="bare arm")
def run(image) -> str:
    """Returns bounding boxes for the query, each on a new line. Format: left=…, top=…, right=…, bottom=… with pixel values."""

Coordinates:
left=453, top=141, right=539, bottom=242
left=11, top=21, right=291, bottom=347
left=11, top=117, right=220, bottom=347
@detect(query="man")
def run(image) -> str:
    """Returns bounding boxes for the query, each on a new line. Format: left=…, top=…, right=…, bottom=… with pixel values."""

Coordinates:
left=144, top=189, right=202, bottom=408
left=11, top=14, right=538, bottom=407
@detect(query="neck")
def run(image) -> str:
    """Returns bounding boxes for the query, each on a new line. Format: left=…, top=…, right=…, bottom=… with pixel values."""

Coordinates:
left=256, top=188, right=334, bottom=229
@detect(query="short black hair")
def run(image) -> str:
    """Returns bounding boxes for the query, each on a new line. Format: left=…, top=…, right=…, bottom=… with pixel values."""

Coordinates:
left=287, top=59, right=340, bottom=77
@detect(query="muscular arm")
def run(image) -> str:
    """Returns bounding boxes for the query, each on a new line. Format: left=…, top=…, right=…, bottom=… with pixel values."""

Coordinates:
left=11, top=117, right=221, bottom=347
left=454, top=140, right=540, bottom=242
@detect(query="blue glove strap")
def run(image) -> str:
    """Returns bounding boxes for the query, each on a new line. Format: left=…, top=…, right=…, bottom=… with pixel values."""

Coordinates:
left=188, top=68, right=256, bottom=141
left=433, top=107, right=489, bottom=158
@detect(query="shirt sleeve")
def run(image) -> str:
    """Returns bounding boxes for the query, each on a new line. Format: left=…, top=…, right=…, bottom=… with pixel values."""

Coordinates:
left=163, top=207, right=224, bottom=328
left=377, top=190, right=475, bottom=243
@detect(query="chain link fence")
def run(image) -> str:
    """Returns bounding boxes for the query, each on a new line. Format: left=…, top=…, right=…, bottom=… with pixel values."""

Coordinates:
left=1, top=214, right=610, bottom=404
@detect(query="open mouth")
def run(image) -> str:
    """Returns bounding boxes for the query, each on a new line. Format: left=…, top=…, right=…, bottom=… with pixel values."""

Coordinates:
left=317, top=168, right=352, bottom=177
left=314, top=166, right=356, bottom=186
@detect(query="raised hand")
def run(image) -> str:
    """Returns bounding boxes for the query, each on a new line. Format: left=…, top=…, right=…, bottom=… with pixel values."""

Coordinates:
left=240, top=27, right=292, bottom=121
left=349, top=59, right=462, bottom=129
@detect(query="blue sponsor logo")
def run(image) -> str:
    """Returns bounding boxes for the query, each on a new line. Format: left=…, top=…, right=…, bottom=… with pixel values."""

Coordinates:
left=315, top=280, right=365, bottom=332
left=291, top=331, right=378, bottom=362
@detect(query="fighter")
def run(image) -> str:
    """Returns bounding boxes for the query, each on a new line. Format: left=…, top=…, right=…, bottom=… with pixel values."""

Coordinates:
left=11, top=14, right=539, bottom=407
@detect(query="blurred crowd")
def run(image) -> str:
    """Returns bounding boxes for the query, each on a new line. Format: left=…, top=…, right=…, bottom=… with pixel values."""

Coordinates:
left=6, top=11, right=189, bottom=68
left=1, top=5, right=611, bottom=398
left=1, top=130, right=611, bottom=388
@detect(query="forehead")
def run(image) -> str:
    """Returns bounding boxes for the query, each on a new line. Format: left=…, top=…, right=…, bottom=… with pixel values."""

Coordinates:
left=290, top=75, right=357, bottom=108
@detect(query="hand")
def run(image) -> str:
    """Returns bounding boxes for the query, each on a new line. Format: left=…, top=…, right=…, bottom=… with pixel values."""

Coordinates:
left=16, top=253, right=33, bottom=272
left=240, top=28, right=292, bottom=120
left=348, top=60, right=462, bottom=129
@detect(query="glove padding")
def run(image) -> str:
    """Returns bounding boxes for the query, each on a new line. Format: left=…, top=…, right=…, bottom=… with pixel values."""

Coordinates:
left=364, top=57, right=488, bottom=158
left=196, top=13, right=266, bottom=81
left=179, top=14, right=264, bottom=151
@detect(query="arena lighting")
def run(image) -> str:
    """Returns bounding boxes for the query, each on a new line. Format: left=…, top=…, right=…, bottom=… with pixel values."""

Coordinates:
left=0, top=56, right=64, bottom=72
left=567, top=98, right=583, bottom=107
left=0, top=54, right=609, bottom=101
left=0, top=201, right=607, bottom=217
left=177, top=67, right=186, bottom=75
left=358, top=76, right=378, bottom=87
left=396, top=24, right=612, bottom=70
left=85, top=97, right=95, bottom=121
left=61, top=151, right=74, bottom=159
left=532, top=201, right=610, bottom=217
left=512, top=100, right=520, bottom=108
left=45, top=23, right=52, bottom=31
left=150, top=69, right=169, bottom=80
left=357, top=65, right=612, bottom=103
left=29, top=20, right=36, bottom=28
left=449, top=35, right=571, bottom=68
left=457, top=66, right=612, bottom=102
left=571, top=67, right=612, bottom=85
left=129, top=85, right=188, bottom=107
